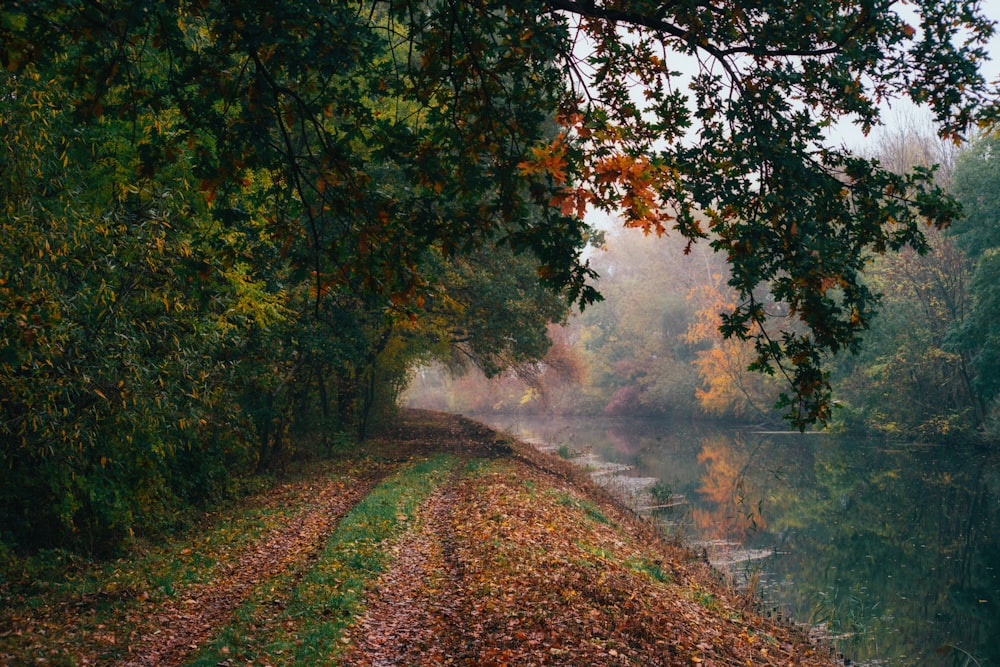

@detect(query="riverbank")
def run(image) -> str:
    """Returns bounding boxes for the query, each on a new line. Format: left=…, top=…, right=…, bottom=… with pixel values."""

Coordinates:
left=0, top=410, right=837, bottom=665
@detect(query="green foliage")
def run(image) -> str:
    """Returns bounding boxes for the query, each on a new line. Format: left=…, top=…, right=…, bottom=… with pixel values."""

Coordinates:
left=819, top=123, right=999, bottom=441
left=829, top=228, right=982, bottom=438
left=963, top=251, right=1000, bottom=403
left=0, top=64, right=282, bottom=551
left=0, top=2, right=580, bottom=553
left=950, top=135, right=1000, bottom=435
left=693, top=589, right=719, bottom=612
left=649, top=481, right=674, bottom=504
left=625, top=556, right=671, bottom=584
left=951, top=137, right=1000, bottom=259
left=554, top=491, right=611, bottom=526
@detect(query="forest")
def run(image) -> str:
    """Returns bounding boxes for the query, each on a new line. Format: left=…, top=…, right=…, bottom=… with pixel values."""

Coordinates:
left=2, top=0, right=998, bottom=558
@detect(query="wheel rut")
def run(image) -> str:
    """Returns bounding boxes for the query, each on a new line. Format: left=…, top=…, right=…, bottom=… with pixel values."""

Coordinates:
left=343, top=466, right=472, bottom=666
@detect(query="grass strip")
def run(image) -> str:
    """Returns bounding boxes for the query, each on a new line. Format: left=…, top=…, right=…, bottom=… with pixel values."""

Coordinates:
left=187, top=454, right=459, bottom=666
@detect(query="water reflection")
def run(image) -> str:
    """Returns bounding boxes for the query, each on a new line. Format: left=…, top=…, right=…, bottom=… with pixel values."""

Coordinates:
left=693, top=434, right=767, bottom=541
left=478, top=414, right=1000, bottom=667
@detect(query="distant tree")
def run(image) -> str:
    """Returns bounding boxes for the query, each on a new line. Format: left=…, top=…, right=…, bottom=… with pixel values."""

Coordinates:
left=951, top=136, right=1000, bottom=260
left=950, top=134, right=1000, bottom=436
left=684, top=277, right=783, bottom=423
left=829, top=122, right=983, bottom=438
left=576, top=231, right=704, bottom=417
left=866, top=111, right=960, bottom=185
left=830, top=228, right=981, bottom=437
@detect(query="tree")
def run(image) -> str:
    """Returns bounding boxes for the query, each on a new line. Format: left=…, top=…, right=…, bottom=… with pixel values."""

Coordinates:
left=684, top=276, right=783, bottom=423
left=3, top=0, right=997, bottom=427
left=362, top=242, right=578, bottom=421
left=524, top=0, right=995, bottom=426
left=950, top=135, right=1000, bottom=260
left=828, top=122, right=983, bottom=437
left=573, top=230, right=703, bottom=417
left=830, top=229, right=982, bottom=437
left=950, top=134, right=1000, bottom=435
left=0, top=64, right=286, bottom=549
left=0, top=2, right=581, bottom=550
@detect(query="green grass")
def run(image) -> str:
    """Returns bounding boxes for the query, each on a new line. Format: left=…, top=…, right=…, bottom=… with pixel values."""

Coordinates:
left=186, top=454, right=459, bottom=666
left=553, top=491, right=611, bottom=525
left=625, top=555, right=671, bottom=583
left=649, top=480, right=673, bottom=503
left=693, top=588, right=719, bottom=611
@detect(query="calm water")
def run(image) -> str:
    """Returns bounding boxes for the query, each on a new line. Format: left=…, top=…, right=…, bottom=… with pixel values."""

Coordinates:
left=477, top=414, right=1000, bottom=667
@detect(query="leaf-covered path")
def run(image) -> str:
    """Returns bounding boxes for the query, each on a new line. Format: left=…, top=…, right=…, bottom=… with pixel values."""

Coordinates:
left=0, top=460, right=392, bottom=666
left=1, top=410, right=839, bottom=666
left=122, top=465, right=389, bottom=666
left=342, top=472, right=466, bottom=665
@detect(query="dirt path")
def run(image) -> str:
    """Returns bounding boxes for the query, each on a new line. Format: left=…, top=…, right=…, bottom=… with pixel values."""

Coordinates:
left=121, top=410, right=501, bottom=666
left=122, top=466, right=389, bottom=666
left=342, top=470, right=467, bottom=666
left=341, top=413, right=525, bottom=667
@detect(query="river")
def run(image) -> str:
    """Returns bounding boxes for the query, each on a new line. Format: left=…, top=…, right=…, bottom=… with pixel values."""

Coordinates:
left=476, top=414, right=1000, bottom=667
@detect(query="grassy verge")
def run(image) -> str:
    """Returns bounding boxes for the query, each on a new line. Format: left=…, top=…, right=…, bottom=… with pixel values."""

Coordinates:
left=186, top=454, right=458, bottom=666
